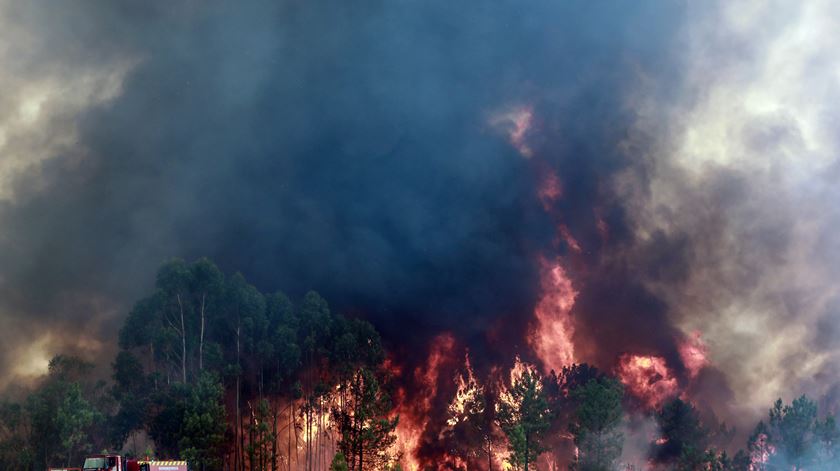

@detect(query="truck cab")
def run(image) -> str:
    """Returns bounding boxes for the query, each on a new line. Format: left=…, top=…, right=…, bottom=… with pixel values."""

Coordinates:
left=82, top=454, right=124, bottom=471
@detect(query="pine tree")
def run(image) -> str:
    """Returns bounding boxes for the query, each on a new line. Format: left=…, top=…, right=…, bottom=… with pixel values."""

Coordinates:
left=496, top=365, right=551, bottom=470
left=569, top=377, right=623, bottom=471
left=652, top=398, right=708, bottom=469
left=747, top=395, right=840, bottom=470
left=333, top=368, right=398, bottom=470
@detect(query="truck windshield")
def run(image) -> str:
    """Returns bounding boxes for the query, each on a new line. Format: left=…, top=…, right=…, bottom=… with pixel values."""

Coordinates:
left=83, top=457, right=106, bottom=469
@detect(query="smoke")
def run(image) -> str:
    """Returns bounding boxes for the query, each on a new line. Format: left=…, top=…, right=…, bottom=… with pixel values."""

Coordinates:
left=621, top=0, right=840, bottom=426
left=1, top=0, right=839, bottom=460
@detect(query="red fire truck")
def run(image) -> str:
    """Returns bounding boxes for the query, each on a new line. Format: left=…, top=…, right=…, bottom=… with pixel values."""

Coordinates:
left=78, top=453, right=187, bottom=471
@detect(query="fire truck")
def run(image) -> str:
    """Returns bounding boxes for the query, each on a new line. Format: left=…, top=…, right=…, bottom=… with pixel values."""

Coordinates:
left=77, top=453, right=187, bottom=471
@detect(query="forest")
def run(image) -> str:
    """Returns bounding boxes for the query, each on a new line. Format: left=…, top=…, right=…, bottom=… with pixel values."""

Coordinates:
left=0, top=258, right=838, bottom=471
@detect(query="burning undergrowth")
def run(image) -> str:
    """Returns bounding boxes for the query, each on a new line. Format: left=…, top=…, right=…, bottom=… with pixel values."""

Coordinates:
left=377, top=102, right=728, bottom=468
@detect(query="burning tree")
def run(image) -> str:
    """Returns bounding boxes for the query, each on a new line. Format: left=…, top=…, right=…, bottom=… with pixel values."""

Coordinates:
left=496, top=362, right=552, bottom=470
left=333, top=367, right=398, bottom=470
left=443, top=359, right=504, bottom=470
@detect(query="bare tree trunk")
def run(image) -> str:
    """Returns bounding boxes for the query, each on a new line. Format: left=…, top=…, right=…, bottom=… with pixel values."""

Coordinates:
left=199, top=292, right=206, bottom=371
left=177, top=294, right=187, bottom=383
left=236, top=322, right=242, bottom=471
left=272, top=400, right=278, bottom=471
left=357, top=409, right=363, bottom=471
left=150, top=343, right=157, bottom=391
left=316, top=397, right=321, bottom=471
left=307, top=401, right=312, bottom=471
left=289, top=401, right=293, bottom=471
left=353, top=375, right=365, bottom=471
left=487, top=437, right=492, bottom=471
left=249, top=402, right=255, bottom=471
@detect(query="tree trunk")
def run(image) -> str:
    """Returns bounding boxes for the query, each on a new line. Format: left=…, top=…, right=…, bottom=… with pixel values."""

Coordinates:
left=356, top=377, right=363, bottom=471
left=487, top=437, right=492, bottom=471
left=177, top=294, right=187, bottom=383
left=247, top=402, right=252, bottom=471
left=236, top=322, right=242, bottom=471
left=272, top=401, right=278, bottom=471
left=199, top=292, right=206, bottom=371
left=289, top=401, right=293, bottom=471
left=150, top=343, right=157, bottom=391
left=524, top=434, right=529, bottom=471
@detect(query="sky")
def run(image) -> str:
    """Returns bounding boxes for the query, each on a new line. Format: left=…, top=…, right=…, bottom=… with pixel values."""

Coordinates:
left=1, top=0, right=839, bottom=437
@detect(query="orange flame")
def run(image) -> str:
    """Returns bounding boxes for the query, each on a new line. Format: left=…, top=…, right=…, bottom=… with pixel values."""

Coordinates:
left=678, top=331, right=708, bottom=379
left=750, top=432, right=775, bottom=469
left=497, top=356, right=544, bottom=421
left=616, top=354, right=679, bottom=409
left=392, top=333, right=457, bottom=470
left=446, top=353, right=482, bottom=427
left=530, top=261, right=577, bottom=374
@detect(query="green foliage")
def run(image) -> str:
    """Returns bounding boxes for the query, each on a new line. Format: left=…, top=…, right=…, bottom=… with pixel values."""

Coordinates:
left=22, top=355, right=102, bottom=469
left=569, top=377, right=624, bottom=471
left=111, top=351, right=145, bottom=400
left=112, top=258, right=394, bottom=468
left=330, top=451, right=349, bottom=471
left=56, top=383, right=97, bottom=465
left=179, top=372, right=227, bottom=471
left=108, top=351, right=148, bottom=450
left=771, top=396, right=817, bottom=465
left=1, top=258, right=400, bottom=470
left=496, top=365, right=551, bottom=470
left=244, top=398, right=275, bottom=470
left=330, top=317, right=385, bottom=380
left=0, top=401, right=34, bottom=469
left=746, top=395, right=840, bottom=470
left=652, top=398, right=709, bottom=469
left=333, top=367, right=398, bottom=470
left=146, top=385, right=189, bottom=459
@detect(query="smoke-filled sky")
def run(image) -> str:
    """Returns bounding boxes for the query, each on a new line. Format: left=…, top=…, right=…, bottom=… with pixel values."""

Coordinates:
left=1, top=0, right=839, bottom=434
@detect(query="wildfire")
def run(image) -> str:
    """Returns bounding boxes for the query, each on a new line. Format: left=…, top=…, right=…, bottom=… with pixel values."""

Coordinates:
left=749, top=432, right=775, bottom=469
left=446, top=353, right=482, bottom=427
left=498, top=357, right=543, bottom=414
left=530, top=261, right=577, bottom=374
left=678, top=331, right=708, bottom=379
left=440, top=453, right=469, bottom=470
left=392, top=333, right=457, bottom=470
left=616, top=354, right=679, bottom=409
